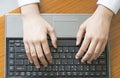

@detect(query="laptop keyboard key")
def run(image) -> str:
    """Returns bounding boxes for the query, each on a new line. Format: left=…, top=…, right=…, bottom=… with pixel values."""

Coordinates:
left=15, top=66, right=26, bottom=71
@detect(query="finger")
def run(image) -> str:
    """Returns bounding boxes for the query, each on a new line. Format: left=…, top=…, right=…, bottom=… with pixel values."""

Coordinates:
left=76, top=25, right=85, bottom=45
left=35, top=42, right=48, bottom=67
left=75, top=36, right=91, bottom=59
left=48, top=28, right=57, bottom=48
left=29, top=42, right=40, bottom=69
left=41, top=38, right=52, bottom=64
left=96, top=40, right=107, bottom=59
left=24, top=40, right=33, bottom=63
left=87, top=41, right=103, bottom=63
left=81, top=39, right=97, bottom=63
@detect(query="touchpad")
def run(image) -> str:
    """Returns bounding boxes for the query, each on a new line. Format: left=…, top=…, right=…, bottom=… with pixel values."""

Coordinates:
left=53, top=19, right=79, bottom=37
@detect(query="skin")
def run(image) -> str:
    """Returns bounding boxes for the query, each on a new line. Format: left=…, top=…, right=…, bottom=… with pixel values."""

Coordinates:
left=21, top=4, right=57, bottom=69
left=20, top=3, right=113, bottom=68
left=76, top=5, right=113, bottom=63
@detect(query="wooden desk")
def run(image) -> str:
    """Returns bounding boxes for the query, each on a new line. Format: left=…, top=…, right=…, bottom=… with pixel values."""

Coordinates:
left=0, top=0, right=120, bottom=78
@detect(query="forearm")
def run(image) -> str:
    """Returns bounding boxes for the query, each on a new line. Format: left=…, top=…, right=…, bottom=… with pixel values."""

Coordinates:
left=20, top=3, right=40, bottom=18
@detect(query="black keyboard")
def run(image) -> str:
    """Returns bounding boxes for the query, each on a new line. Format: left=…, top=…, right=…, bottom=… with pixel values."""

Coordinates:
left=5, top=38, right=110, bottom=78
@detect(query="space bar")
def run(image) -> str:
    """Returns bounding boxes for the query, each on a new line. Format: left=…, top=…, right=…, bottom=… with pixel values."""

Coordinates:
left=57, top=39, right=76, bottom=46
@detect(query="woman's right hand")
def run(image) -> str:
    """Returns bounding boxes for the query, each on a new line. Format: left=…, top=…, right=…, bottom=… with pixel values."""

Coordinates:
left=21, top=3, right=57, bottom=69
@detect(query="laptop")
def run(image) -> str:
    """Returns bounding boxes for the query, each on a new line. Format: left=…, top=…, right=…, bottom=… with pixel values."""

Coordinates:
left=5, top=14, right=110, bottom=78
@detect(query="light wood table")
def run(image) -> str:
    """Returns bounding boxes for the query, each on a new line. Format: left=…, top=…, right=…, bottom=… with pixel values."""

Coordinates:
left=0, top=0, right=120, bottom=78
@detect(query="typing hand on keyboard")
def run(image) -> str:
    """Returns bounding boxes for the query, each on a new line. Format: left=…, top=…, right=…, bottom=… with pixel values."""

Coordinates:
left=75, top=5, right=112, bottom=64
left=21, top=4, right=57, bottom=69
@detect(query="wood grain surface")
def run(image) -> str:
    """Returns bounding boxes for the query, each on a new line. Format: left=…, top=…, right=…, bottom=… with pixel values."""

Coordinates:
left=0, top=0, right=120, bottom=78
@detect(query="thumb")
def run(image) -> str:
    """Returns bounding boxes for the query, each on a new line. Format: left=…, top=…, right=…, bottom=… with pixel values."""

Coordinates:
left=48, top=28, right=57, bottom=48
left=76, top=25, right=85, bottom=45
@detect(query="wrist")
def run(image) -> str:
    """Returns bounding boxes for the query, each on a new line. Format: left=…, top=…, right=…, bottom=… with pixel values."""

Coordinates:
left=20, top=3, right=40, bottom=18
left=93, top=5, right=114, bottom=20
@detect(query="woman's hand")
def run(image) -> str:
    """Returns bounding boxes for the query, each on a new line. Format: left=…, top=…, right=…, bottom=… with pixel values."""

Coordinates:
left=76, top=5, right=113, bottom=63
left=21, top=4, right=57, bottom=69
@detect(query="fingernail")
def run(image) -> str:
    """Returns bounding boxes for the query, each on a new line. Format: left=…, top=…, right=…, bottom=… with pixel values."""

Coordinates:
left=76, top=41, right=79, bottom=45
left=55, top=45, right=57, bottom=48
left=81, top=59, right=84, bottom=63
left=30, top=60, right=33, bottom=64
left=36, top=66, right=40, bottom=69
left=45, top=65, right=48, bottom=67
left=75, top=56, right=79, bottom=59
left=94, top=57, right=97, bottom=60
left=87, top=61, right=91, bottom=64
left=50, top=60, right=52, bottom=64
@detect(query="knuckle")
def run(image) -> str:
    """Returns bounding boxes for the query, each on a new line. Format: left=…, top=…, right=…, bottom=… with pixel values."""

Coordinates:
left=94, top=51, right=99, bottom=55
left=86, top=35, right=92, bottom=40
left=79, top=26, right=84, bottom=30
left=54, top=38, right=57, bottom=41
left=31, top=53, right=37, bottom=57
left=38, top=55, right=44, bottom=59
left=40, top=37, right=47, bottom=42
left=23, top=39, right=28, bottom=44
left=45, top=52, right=50, bottom=56
left=77, top=35, right=81, bottom=39
left=49, top=27, right=55, bottom=33
left=33, top=39, right=40, bottom=44
left=96, top=36, right=108, bottom=41
left=80, top=48, right=86, bottom=52
left=87, top=52, right=92, bottom=56
left=26, top=50, right=30, bottom=54
left=102, top=37, right=107, bottom=41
